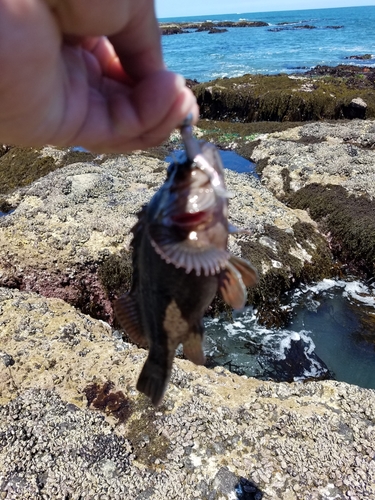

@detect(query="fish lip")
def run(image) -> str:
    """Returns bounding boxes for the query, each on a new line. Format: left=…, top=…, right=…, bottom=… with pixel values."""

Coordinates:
left=169, top=210, right=210, bottom=228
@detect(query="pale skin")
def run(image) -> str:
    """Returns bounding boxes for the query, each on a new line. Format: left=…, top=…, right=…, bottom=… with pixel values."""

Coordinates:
left=0, top=0, right=199, bottom=153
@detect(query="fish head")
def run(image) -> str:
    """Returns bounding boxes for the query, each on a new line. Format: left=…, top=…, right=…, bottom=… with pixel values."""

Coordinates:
left=160, top=141, right=228, bottom=230
left=147, top=141, right=230, bottom=276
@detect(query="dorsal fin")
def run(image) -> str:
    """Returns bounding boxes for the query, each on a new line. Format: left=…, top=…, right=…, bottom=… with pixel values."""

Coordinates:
left=114, top=293, right=147, bottom=347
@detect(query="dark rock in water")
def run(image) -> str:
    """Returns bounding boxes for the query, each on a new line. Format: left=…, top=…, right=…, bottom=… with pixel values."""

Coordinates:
left=216, top=21, right=268, bottom=28
left=295, top=24, right=316, bottom=29
left=160, top=26, right=188, bottom=35
left=268, top=24, right=316, bottom=32
left=208, top=28, right=228, bottom=34
left=259, top=335, right=332, bottom=383
left=346, top=54, right=373, bottom=60
left=163, top=20, right=268, bottom=34
left=325, top=25, right=344, bottom=29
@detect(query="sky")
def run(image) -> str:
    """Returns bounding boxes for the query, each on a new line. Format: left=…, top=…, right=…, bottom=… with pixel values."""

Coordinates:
left=156, top=0, right=375, bottom=18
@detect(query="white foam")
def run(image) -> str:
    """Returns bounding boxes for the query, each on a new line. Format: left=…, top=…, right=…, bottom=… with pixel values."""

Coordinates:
left=343, top=281, right=375, bottom=307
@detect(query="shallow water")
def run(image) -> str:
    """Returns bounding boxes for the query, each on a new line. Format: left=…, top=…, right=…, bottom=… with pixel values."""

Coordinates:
left=204, top=279, right=375, bottom=389
left=165, top=149, right=257, bottom=176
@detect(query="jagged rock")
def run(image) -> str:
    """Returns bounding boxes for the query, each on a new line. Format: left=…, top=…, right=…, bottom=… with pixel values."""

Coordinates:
left=346, top=97, right=368, bottom=119
left=0, top=146, right=331, bottom=327
left=0, top=289, right=374, bottom=499
left=251, top=119, right=375, bottom=274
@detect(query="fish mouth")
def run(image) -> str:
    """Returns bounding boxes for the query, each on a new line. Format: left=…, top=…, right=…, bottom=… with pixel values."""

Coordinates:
left=170, top=210, right=209, bottom=228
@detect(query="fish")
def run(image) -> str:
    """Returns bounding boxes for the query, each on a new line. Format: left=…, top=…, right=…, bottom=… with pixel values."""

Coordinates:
left=114, top=117, right=258, bottom=406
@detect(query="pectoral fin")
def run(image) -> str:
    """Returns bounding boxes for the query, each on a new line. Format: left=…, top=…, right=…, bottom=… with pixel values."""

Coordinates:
left=183, top=332, right=206, bottom=365
left=114, top=293, right=147, bottom=347
left=229, top=255, right=258, bottom=287
left=149, top=224, right=229, bottom=276
left=219, top=261, right=247, bottom=310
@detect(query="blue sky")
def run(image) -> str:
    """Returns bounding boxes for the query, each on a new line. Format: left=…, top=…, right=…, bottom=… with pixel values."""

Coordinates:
left=156, top=1, right=375, bottom=18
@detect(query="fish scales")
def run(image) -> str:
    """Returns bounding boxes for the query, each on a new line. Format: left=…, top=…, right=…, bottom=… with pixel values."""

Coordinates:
left=115, top=139, right=257, bottom=406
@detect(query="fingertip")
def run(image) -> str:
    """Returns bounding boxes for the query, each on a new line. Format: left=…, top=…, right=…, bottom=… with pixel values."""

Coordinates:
left=174, top=73, right=186, bottom=90
left=173, top=84, right=200, bottom=125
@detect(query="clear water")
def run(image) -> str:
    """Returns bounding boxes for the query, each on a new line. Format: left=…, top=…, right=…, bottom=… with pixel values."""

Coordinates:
left=204, top=279, right=375, bottom=389
left=165, top=149, right=258, bottom=175
left=160, top=6, right=375, bottom=81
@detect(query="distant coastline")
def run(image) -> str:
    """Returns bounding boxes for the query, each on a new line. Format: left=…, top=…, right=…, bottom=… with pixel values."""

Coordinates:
left=160, top=20, right=269, bottom=35
left=159, top=6, right=375, bottom=82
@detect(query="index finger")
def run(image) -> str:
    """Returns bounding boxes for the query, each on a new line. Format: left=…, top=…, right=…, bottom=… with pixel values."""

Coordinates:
left=109, top=0, right=165, bottom=81
left=44, top=0, right=164, bottom=81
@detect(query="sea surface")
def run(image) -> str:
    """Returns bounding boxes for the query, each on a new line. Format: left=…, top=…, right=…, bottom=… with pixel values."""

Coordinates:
left=160, top=6, right=375, bottom=82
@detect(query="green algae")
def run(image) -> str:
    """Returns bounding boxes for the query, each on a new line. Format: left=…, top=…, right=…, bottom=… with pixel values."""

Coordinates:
left=0, top=147, right=58, bottom=194
left=98, top=249, right=133, bottom=300
left=240, top=222, right=333, bottom=327
left=193, top=72, right=375, bottom=123
left=289, top=184, right=375, bottom=275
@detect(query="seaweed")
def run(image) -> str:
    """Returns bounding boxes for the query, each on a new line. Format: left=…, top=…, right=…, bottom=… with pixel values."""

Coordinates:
left=193, top=70, right=375, bottom=123
left=289, top=183, right=375, bottom=275
left=0, top=147, right=58, bottom=194
left=84, top=381, right=132, bottom=424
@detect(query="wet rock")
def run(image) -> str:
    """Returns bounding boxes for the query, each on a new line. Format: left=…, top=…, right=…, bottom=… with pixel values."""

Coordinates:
left=208, top=28, right=228, bottom=34
left=346, top=54, right=373, bottom=60
left=0, top=289, right=374, bottom=499
left=193, top=66, right=375, bottom=122
left=251, top=119, right=375, bottom=275
left=0, top=145, right=331, bottom=327
left=160, top=21, right=269, bottom=35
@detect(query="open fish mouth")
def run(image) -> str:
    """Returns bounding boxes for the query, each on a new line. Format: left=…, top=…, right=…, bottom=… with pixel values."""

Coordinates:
left=170, top=210, right=209, bottom=227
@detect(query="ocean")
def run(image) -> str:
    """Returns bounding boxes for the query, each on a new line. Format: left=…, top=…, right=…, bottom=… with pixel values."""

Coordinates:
left=161, top=6, right=375, bottom=389
left=160, top=6, right=375, bottom=82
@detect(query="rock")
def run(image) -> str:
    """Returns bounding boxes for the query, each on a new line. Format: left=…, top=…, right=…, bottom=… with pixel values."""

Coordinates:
left=193, top=66, right=375, bottom=122
left=251, top=119, right=375, bottom=275
left=0, top=289, right=374, bottom=499
left=346, top=54, right=372, bottom=60
left=208, top=28, right=228, bottom=34
left=159, top=21, right=269, bottom=35
left=0, top=147, right=332, bottom=327
left=346, top=97, right=368, bottom=119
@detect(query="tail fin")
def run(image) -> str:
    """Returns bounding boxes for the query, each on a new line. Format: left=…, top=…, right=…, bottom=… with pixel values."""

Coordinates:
left=136, top=356, right=171, bottom=407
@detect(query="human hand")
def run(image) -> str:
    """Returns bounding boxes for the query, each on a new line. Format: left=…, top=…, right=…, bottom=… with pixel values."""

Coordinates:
left=0, top=0, right=199, bottom=153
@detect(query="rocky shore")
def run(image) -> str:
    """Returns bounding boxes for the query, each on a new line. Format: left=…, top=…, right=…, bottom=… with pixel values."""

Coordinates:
left=160, top=21, right=269, bottom=35
left=1, top=68, right=375, bottom=498
left=193, top=65, right=375, bottom=122
left=1, top=288, right=374, bottom=499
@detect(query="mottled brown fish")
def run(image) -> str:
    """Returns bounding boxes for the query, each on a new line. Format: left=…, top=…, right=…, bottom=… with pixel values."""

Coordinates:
left=115, top=118, right=257, bottom=406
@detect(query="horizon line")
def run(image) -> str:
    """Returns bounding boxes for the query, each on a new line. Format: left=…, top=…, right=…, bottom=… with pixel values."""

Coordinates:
left=157, top=4, right=373, bottom=21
